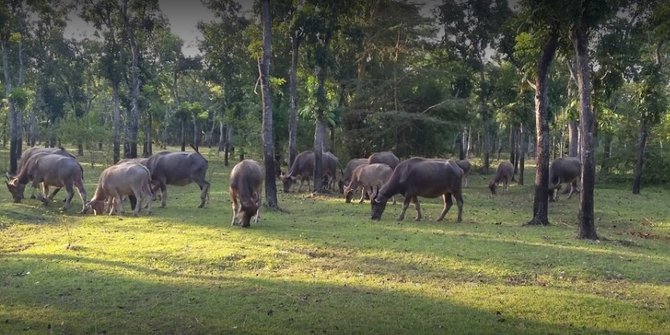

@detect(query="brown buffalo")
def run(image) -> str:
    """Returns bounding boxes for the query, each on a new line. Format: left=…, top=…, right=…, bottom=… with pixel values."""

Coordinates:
left=145, top=150, right=210, bottom=208
left=549, top=157, right=581, bottom=201
left=368, top=151, right=400, bottom=170
left=85, top=162, right=153, bottom=216
left=344, top=163, right=393, bottom=204
left=338, top=158, right=368, bottom=194
left=489, top=161, right=514, bottom=195
left=455, top=159, right=472, bottom=187
left=229, top=159, right=263, bottom=227
left=281, top=151, right=339, bottom=193
left=371, top=158, right=464, bottom=222
left=6, top=152, right=87, bottom=212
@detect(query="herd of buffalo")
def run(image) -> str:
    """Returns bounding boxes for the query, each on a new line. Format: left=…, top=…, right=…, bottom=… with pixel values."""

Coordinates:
left=4, top=146, right=582, bottom=228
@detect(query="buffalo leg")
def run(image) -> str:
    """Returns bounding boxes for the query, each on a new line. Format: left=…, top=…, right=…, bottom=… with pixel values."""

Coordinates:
left=454, top=191, right=463, bottom=222
left=160, top=182, right=168, bottom=208
left=397, top=195, right=412, bottom=221
left=62, top=184, right=75, bottom=211
left=412, top=196, right=422, bottom=221
left=231, top=194, right=239, bottom=226
left=437, top=193, right=453, bottom=222
left=359, top=186, right=368, bottom=204
left=198, top=180, right=210, bottom=208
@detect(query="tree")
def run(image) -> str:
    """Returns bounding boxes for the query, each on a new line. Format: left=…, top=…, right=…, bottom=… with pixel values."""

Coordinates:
left=258, top=0, right=278, bottom=208
left=436, top=0, right=512, bottom=173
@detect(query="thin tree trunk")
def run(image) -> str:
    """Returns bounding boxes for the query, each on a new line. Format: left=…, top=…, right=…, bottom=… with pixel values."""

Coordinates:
left=519, top=123, right=526, bottom=186
left=112, top=84, right=121, bottom=163
left=568, top=120, right=579, bottom=157
left=288, top=29, right=301, bottom=168
left=632, top=120, right=648, bottom=194
left=527, top=26, right=559, bottom=226
left=122, top=0, right=139, bottom=159
left=180, top=119, right=186, bottom=152
left=192, top=117, right=199, bottom=151
left=572, top=25, right=598, bottom=240
left=259, top=0, right=278, bottom=208
left=313, top=119, right=327, bottom=193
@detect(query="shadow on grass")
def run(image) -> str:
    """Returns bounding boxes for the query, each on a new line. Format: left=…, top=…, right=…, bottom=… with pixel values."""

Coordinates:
left=0, top=254, right=658, bottom=335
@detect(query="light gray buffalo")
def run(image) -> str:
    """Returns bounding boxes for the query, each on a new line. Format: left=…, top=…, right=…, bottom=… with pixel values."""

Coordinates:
left=338, top=158, right=368, bottom=194
left=13, top=146, right=77, bottom=200
left=5, top=152, right=87, bottom=212
left=281, top=151, right=339, bottom=193
left=549, top=157, right=581, bottom=201
left=368, top=151, right=400, bottom=170
left=489, top=161, right=514, bottom=194
left=85, top=162, right=153, bottom=216
left=145, top=150, right=210, bottom=208
left=344, top=163, right=393, bottom=204
left=229, top=159, right=263, bottom=227
left=371, top=158, right=464, bottom=222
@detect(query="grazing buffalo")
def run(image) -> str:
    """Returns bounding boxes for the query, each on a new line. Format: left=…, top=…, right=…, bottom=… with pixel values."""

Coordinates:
left=338, top=158, right=368, bottom=194
left=455, top=159, right=472, bottom=187
left=281, top=151, right=339, bottom=193
left=344, top=163, right=393, bottom=204
left=13, top=147, right=77, bottom=200
left=489, top=161, right=514, bottom=195
left=368, top=151, right=400, bottom=170
left=145, top=150, right=210, bottom=208
left=229, top=159, right=263, bottom=227
left=549, top=157, right=581, bottom=201
left=85, top=162, right=153, bottom=216
left=5, top=153, right=87, bottom=212
left=371, top=158, right=464, bottom=222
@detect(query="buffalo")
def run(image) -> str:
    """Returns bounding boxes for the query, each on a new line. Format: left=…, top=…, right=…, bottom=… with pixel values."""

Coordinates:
left=6, top=152, right=87, bottom=212
left=549, top=157, right=581, bottom=201
left=13, top=147, right=77, bottom=200
left=85, top=162, right=153, bottom=216
left=489, top=161, right=514, bottom=195
left=144, top=150, right=210, bottom=208
left=338, top=158, right=368, bottom=194
left=371, top=158, right=464, bottom=222
left=229, top=159, right=263, bottom=227
left=344, top=163, right=393, bottom=204
left=368, top=151, right=400, bottom=170
left=281, top=151, right=339, bottom=193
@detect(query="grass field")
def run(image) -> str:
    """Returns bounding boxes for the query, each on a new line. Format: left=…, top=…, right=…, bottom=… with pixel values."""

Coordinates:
left=1, top=147, right=669, bottom=334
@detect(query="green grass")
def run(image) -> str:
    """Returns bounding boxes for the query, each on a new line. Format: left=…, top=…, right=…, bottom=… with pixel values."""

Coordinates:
left=1, top=149, right=669, bottom=334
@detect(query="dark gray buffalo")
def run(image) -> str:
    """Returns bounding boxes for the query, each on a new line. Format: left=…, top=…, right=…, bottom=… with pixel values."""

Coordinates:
left=368, top=151, right=400, bottom=170
left=145, top=150, right=210, bottom=208
left=549, top=157, right=581, bottom=201
left=489, top=161, right=514, bottom=194
left=229, top=159, right=263, bottom=227
left=281, top=151, right=339, bottom=193
left=6, top=152, right=87, bottom=212
left=371, top=158, right=464, bottom=222
left=338, top=158, right=368, bottom=194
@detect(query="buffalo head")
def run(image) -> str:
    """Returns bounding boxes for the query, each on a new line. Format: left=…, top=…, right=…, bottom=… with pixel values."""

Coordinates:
left=5, top=178, right=25, bottom=203
left=280, top=172, right=295, bottom=193
left=236, top=192, right=260, bottom=228
left=370, top=197, right=387, bottom=220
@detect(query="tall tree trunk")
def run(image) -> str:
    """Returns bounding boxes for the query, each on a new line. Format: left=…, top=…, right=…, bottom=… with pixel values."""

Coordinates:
left=601, top=135, right=612, bottom=173
left=192, top=118, right=199, bottom=151
left=112, top=84, right=121, bottom=163
left=218, top=121, right=226, bottom=152
left=180, top=119, right=186, bottom=152
left=143, top=113, right=152, bottom=157
left=288, top=29, right=301, bottom=168
left=632, top=120, right=648, bottom=194
left=571, top=25, right=598, bottom=240
left=122, top=0, right=139, bottom=159
left=519, top=123, right=526, bottom=186
left=313, top=119, right=328, bottom=193
left=28, top=109, right=37, bottom=147
left=259, top=0, right=278, bottom=208
left=527, top=26, right=559, bottom=226
left=568, top=119, right=579, bottom=157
